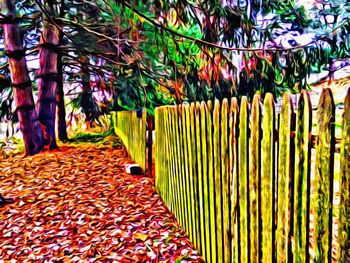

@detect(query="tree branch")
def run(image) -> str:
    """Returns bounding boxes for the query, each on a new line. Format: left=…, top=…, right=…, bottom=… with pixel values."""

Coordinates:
left=119, top=0, right=350, bottom=52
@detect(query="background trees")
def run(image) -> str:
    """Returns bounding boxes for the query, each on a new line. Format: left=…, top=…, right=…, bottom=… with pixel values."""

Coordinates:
left=0, top=0, right=350, bottom=154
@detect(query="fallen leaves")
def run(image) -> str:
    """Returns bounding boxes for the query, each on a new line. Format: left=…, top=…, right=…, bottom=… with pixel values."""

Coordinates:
left=0, top=135, right=203, bottom=262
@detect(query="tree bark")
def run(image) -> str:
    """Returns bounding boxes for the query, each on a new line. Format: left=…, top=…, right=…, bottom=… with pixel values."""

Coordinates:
left=1, top=0, right=44, bottom=155
left=55, top=5, right=68, bottom=141
left=56, top=48, right=68, bottom=141
left=37, top=19, right=59, bottom=149
left=80, top=58, right=96, bottom=129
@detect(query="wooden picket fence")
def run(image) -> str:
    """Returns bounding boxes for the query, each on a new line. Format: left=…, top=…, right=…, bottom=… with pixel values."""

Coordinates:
left=111, top=110, right=147, bottom=170
left=155, top=88, right=350, bottom=263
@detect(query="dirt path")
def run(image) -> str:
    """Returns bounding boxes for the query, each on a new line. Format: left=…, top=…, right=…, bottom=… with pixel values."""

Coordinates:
left=0, top=135, right=202, bottom=262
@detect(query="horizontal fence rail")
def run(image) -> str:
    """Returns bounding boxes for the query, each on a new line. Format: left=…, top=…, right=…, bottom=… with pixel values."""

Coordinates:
left=111, top=110, right=146, bottom=170
left=155, top=88, right=350, bottom=263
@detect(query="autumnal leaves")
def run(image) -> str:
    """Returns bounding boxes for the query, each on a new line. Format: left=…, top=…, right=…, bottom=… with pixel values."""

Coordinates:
left=0, top=135, right=203, bottom=262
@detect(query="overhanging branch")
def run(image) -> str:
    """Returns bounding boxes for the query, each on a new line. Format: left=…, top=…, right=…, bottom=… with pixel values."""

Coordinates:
left=119, top=0, right=350, bottom=53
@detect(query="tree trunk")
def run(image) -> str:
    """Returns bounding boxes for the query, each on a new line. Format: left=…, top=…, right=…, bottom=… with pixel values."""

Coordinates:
left=55, top=5, right=68, bottom=141
left=56, top=49, right=68, bottom=141
left=80, top=58, right=95, bottom=130
left=37, top=20, right=59, bottom=149
left=1, top=0, right=44, bottom=155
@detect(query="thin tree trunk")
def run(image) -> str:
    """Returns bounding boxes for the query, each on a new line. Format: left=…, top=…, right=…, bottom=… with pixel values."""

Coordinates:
left=56, top=50, right=68, bottom=141
left=55, top=4, right=68, bottom=141
left=80, top=58, right=95, bottom=130
left=1, top=0, right=44, bottom=155
left=37, top=19, right=59, bottom=149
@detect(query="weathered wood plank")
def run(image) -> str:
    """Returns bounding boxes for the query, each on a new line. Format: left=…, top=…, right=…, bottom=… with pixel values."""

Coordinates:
left=179, top=104, right=188, bottom=232
left=221, top=98, right=230, bottom=263
left=170, top=107, right=181, bottom=221
left=160, top=108, right=166, bottom=204
left=163, top=108, right=170, bottom=205
left=249, top=94, right=262, bottom=263
left=338, top=87, right=350, bottom=262
left=177, top=105, right=186, bottom=230
left=276, top=92, right=295, bottom=263
left=200, top=101, right=211, bottom=263
left=141, top=110, right=147, bottom=169
left=239, top=96, right=250, bottom=263
left=166, top=108, right=173, bottom=209
left=261, top=93, right=276, bottom=262
left=293, top=90, right=312, bottom=263
left=312, top=88, right=335, bottom=263
left=168, top=107, right=176, bottom=213
left=155, top=107, right=166, bottom=198
left=154, top=108, right=160, bottom=193
left=174, top=106, right=183, bottom=225
left=167, top=107, right=176, bottom=211
left=195, top=101, right=204, bottom=256
left=190, top=102, right=199, bottom=248
left=185, top=104, right=194, bottom=242
left=207, top=100, right=217, bottom=262
left=213, top=99, right=223, bottom=262
left=181, top=104, right=190, bottom=239
left=229, top=97, right=239, bottom=263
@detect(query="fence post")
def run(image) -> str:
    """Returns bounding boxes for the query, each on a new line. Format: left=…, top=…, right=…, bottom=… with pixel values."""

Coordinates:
left=184, top=104, right=195, bottom=242
left=172, top=107, right=180, bottom=221
left=207, top=100, right=217, bottom=262
left=249, top=94, right=262, bottom=263
left=338, top=87, right=350, bottom=262
left=147, top=113, right=153, bottom=177
left=196, top=102, right=205, bottom=258
left=200, top=101, right=211, bottom=263
left=239, top=96, right=250, bottom=263
left=293, top=90, right=312, bottom=263
left=276, top=92, right=295, bottom=262
left=163, top=108, right=169, bottom=203
left=312, top=88, right=335, bottom=263
left=261, top=93, right=276, bottom=262
left=190, top=102, right=200, bottom=249
left=155, top=108, right=161, bottom=195
left=221, top=98, right=231, bottom=263
left=230, top=97, right=240, bottom=263
left=175, top=106, right=184, bottom=228
left=169, top=108, right=175, bottom=210
left=213, top=99, right=223, bottom=262
left=181, top=104, right=191, bottom=242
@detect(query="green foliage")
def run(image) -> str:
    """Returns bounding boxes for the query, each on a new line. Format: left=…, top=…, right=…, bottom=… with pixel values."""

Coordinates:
left=1, top=0, right=350, bottom=130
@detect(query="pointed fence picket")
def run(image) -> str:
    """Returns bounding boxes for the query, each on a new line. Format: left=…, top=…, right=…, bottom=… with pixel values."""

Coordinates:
left=293, top=90, right=312, bottom=263
left=312, top=88, right=335, bottom=263
left=276, top=92, right=295, bottom=263
left=249, top=94, right=262, bottom=263
left=153, top=89, right=349, bottom=263
left=338, top=88, right=350, bottom=262
left=229, top=97, right=239, bottom=263
left=238, top=97, right=249, bottom=263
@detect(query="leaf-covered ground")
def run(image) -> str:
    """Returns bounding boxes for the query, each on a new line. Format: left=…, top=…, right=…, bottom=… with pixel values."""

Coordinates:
left=0, top=135, right=203, bottom=262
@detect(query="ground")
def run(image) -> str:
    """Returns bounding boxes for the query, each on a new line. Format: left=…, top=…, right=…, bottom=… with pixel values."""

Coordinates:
left=0, top=135, right=202, bottom=262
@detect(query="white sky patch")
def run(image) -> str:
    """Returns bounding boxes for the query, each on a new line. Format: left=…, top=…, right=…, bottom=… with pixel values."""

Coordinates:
left=297, top=0, right=314, bottom=10
left=26, top=55, right=39, bottom=71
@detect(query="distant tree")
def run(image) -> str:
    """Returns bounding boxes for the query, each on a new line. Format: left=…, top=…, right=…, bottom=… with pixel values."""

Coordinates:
left=308, top=0, right=350, bottom=82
